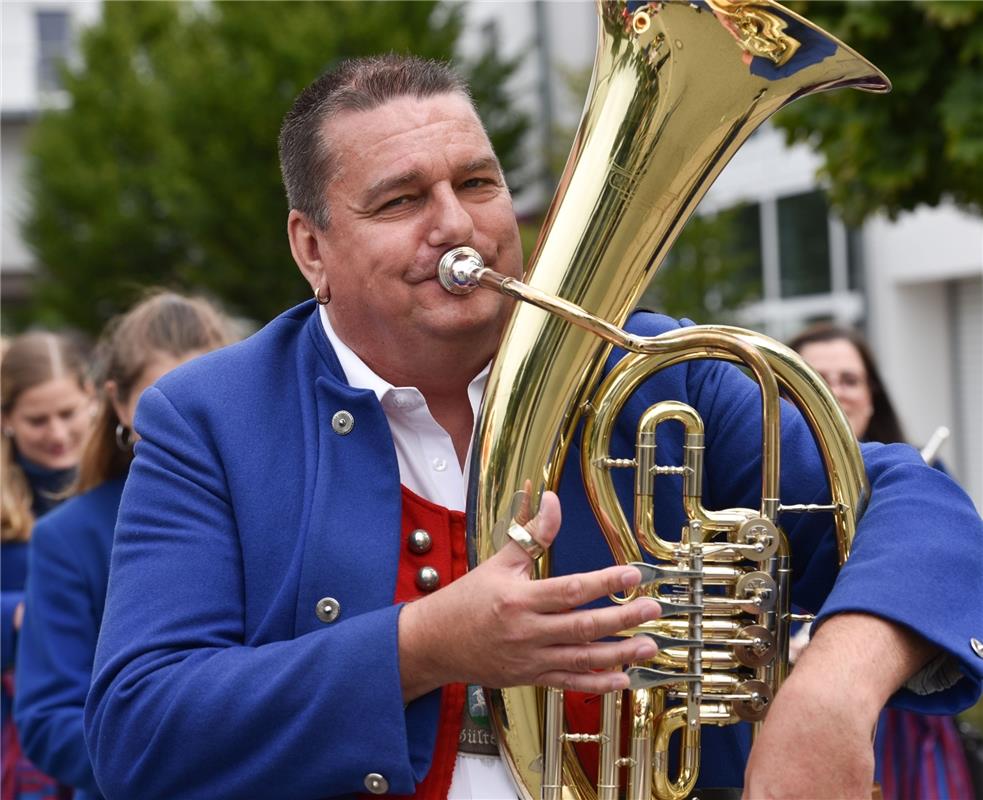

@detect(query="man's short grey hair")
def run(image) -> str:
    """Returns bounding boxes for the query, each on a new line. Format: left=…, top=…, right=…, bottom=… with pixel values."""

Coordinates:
left=278, top=54, right=474, bottom=230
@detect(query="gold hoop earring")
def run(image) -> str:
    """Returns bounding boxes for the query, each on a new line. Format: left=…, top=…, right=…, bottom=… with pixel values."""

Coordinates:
left=314, top=286, right=331, bottom=305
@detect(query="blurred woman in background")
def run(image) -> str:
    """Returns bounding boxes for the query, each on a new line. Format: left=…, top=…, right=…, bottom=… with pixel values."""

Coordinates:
left=13, top=293, right=232, bottom=800
left=790, top=322, right=974, bottom=800
left=2, top=331, right=92, bottom=800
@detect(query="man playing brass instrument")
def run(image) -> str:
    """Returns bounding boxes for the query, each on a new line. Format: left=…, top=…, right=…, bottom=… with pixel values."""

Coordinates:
left=85, top=56, right=983, bottom=800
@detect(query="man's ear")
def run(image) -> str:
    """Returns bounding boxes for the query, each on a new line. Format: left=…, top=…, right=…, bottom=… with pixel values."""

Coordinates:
left=287, top=209, right=325, bottom=292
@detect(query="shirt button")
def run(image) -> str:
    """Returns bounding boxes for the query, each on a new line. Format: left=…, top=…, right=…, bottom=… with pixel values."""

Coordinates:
left=432, top=457, right=447, bottom=472
left=971, top=638, right=983, bottom=659
left=364, top=773, right=389, bottom=794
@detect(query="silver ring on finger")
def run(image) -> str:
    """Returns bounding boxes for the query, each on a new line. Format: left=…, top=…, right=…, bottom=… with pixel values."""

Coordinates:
left=507, top=521, right=545, bottom=560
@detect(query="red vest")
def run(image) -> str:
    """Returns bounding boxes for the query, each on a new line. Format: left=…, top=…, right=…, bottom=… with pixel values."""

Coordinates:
left=361, top=486, right=469, bottom=800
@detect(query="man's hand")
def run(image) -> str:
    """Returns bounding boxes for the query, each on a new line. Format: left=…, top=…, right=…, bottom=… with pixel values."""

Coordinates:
left=398, top=491, right=662, bottom=702
left=743, top=612, right=939, bottom=799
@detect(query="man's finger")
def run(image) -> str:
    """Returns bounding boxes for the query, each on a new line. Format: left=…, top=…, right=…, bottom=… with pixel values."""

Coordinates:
left=529, top=564, right=646, bottom=613
left=534, top=667, right=632, bottom=695
left=539, top=636, right=658, bottom=676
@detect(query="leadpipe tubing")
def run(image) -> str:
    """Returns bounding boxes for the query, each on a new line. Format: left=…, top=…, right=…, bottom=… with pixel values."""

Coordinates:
left=438, top=252, right=782, bottom=512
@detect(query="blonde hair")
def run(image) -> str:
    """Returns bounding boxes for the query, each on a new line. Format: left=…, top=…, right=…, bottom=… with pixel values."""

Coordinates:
left=1, top=332, right=89, bottom=542
left=74, top=291, right=232, bottom=494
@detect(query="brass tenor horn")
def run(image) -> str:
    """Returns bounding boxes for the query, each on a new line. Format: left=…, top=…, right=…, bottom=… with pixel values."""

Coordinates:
left=439, top=2, right=888, bottom=797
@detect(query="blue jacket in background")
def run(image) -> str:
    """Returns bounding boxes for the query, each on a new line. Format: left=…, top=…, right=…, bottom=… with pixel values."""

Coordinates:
left=2, top=460, right=74, bottom=724
left=84, top=302, right=983, bottom=799
left=13, top=478, right=123, bottom=800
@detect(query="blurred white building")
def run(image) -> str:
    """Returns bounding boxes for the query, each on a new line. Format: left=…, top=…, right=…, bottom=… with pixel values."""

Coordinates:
left=1, top=0, right=101, bottom=297
left=2, top=0, right=980, bottom=506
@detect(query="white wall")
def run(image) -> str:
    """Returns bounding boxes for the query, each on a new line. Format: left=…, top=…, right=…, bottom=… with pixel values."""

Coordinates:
left=1, top=121, right=34, bottom=275
left=1, top=1, right=101, bottom=114
left=865, top=206, right=983, bottom=506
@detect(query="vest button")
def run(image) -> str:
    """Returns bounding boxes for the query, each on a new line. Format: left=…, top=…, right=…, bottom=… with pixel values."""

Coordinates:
left=315, top=597, right=341, bottom=623
left=408, top=528, right=433, bottom=555
left=364, top=773, right=389, bottom=794
left=415, top=566, right=440, bottom=592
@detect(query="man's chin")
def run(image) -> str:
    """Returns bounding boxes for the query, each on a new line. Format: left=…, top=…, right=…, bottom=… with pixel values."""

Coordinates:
left=422, top=303, right=510, bottom=343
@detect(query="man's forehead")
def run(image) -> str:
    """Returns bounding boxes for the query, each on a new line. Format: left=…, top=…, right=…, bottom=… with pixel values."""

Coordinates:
left=324, top=93, right=496, bottom=184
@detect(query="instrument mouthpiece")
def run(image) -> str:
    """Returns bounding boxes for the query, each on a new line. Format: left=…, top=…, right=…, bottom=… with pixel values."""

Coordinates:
left=438, top=247, right=484, bottom=295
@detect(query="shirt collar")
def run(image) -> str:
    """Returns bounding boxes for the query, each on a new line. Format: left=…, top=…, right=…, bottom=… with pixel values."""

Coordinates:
left=318, top=304, right=489, bottom=410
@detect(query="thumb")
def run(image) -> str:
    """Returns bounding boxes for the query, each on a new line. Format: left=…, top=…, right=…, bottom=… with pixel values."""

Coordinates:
left=527, top=490, right=561, bottom=548
left=498, top=490, right=562, bottom=570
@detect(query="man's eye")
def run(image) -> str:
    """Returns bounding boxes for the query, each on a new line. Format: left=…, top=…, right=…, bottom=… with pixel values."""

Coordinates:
left=379, top=195, right=414, bottom=211
left=461, top=177, right=492, bottom=189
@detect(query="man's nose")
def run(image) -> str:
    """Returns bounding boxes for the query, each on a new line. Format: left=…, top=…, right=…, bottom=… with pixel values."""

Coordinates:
left=428, top=184, right=474, bottom=247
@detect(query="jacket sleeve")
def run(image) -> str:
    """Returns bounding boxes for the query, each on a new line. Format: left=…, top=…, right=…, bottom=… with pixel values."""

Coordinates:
left=84, top=386, right=438, bottom=800
left=13, top=518, right=101, bottom=795
left=687, top=352, right=983, bottom=714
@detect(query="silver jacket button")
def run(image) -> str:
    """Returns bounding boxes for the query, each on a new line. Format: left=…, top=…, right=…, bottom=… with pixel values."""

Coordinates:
left=331, top=410, right=355, bottom=435
left=315, top=597, right=341, bottom=623
left=415, top=566, right=440, bottom=592
left=364, top=773, right=389, bottom=794
left=972, top=638, right=983, bottom=659
left=408, top=528, right=433, bottom=555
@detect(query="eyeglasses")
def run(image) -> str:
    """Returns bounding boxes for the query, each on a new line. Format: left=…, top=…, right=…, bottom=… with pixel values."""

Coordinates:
left=818, top=371, right=867, bottom=391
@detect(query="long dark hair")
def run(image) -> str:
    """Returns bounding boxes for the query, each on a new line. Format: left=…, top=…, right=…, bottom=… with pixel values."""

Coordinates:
left=75, top=291, right=232, bottom=493
left=788, top=323, right=906, bottom=445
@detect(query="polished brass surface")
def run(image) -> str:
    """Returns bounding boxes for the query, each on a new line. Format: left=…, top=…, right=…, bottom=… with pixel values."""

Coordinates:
left=705, top=0, right=801, bottom=66
left=461, top=1, right=886, bottom=797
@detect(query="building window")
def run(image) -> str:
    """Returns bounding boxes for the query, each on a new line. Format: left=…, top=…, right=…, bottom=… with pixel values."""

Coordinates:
left=37, top=10, right=70, bottom=93
left=777, top=190, right=831, bottom=297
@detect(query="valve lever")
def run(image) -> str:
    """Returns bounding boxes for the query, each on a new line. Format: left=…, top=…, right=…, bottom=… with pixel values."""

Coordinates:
left=631, top=562, right=702, bottom=584
left=635, top=632, right=702, bottom=649
left=626, top=667, right=702, bottom=691
left=656, top=600, right=703, bottom=617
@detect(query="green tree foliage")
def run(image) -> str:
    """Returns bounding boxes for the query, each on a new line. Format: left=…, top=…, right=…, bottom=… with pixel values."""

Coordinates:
left=774, top=0, right=983, bottom=225
left=20, top=0, right=530, bottom=332
left=640, top=204, right=762, bottom=323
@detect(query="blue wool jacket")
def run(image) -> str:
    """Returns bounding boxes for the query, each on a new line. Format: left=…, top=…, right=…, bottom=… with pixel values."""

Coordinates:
left=13, top=478, right=123, bottom=800
left=2, top=459, right=74, bottom=722
left=85, top=302, right=983, bottom=799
